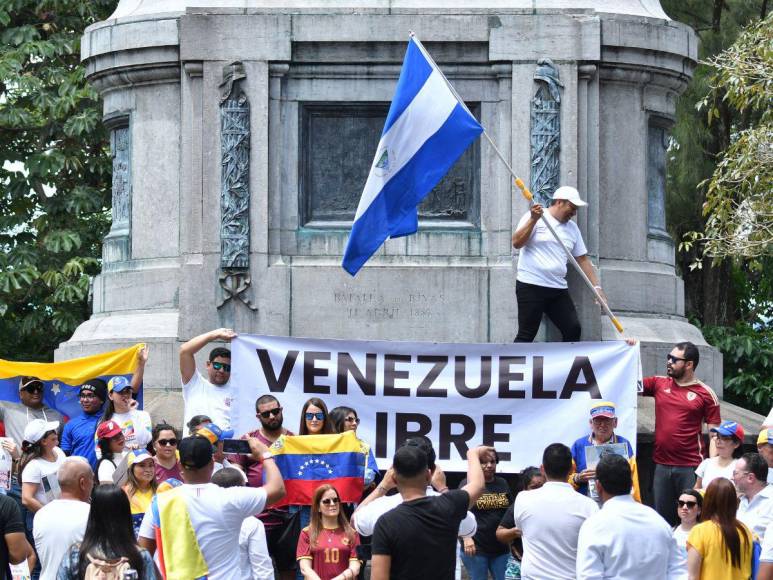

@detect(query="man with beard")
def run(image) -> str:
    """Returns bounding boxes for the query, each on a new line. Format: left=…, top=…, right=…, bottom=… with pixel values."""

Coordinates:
left=641, top=341, right=720, bottom=526
left=229, top=394, right=295, bottom=579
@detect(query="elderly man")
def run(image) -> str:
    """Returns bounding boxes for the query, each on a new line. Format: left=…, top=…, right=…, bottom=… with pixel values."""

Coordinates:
left=33, top=457, right=93, bottom=580
left=511, top=186, right=605, bottom=342
left=641, top=341, right=721, bottom=526
left=758, top=429, right=773, bottom=485
left=569, top=402, right=640, bottom=503
left=733, top=452, right=773, bottom=539
left=576, top=454, right=681, bottom=580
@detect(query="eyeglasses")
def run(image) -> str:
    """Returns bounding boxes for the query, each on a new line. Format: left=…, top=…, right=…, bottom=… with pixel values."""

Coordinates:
left=259, top=408, right=282, bottom=419
left=320, top=497, right=340, bottom=506
left=157, top=438, right=178, bottom=447
left=211, top=362, right=231, bottom=372
left=79, top=393, right=98, bottom=399
left=677, top=500, right=697, bottom=508
left=345, top=416, right=360, bottom=424
left=732, top=470, right=751, bottom=477
left=666, top=354, right=687, bottom=363
left=305, top=412, right=325, bottom=421
left=22, top=385, right=43, bottom=394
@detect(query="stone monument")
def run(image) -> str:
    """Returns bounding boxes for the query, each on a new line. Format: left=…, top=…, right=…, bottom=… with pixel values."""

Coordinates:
left=60, top=0, right=722, bottom=423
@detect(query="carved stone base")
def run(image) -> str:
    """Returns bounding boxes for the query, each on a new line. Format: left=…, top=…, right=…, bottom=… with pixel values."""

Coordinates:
left=102, top=231, right=130, bottom=263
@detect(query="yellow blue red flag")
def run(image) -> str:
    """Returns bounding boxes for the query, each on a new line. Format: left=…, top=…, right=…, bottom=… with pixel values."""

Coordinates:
left=0, top=344, right=144, bottom=418
left=269, top=431, right=365, bottom=506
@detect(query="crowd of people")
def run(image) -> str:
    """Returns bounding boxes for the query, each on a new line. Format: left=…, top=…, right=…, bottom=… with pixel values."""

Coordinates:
left=0, top=328, right=771, bottom=580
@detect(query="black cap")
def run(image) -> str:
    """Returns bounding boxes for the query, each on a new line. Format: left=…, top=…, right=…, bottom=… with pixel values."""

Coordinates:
left=80, top=379, right=108, bottom=401
left=179, top=436, right=213, bottom=469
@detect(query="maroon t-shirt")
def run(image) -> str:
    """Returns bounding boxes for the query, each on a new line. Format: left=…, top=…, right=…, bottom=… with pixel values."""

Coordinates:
left=642, top=376, right=721, bottom=466
left=228, top=428, right=293, bottom=530
left=154, top=460, right=183, bottom=484
left=296, top=526, right=360, bottom=580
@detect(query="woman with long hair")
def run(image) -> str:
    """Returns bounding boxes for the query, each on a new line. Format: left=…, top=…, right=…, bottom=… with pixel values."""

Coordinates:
left=20, top=420, right=66, bottom=514
left=686, top=477, right=752, bottom=580
left=673, top=489, right=702, bottom=578
left=122, top=450, right=158, bottom=538
left=298, top=398, right=335, bottom=436
left=694, top=421, right=744, bottom=490
left=95, top=420, right=128, bottom=485
left=150, top=423, right=182, bottom=483
left=56, top=484, right=157, bottom=579
left=296, top=484, right=361, bottom=580
left=330, top=406, right=379, bottom=489
left=99, top=377, right=152, bottom=451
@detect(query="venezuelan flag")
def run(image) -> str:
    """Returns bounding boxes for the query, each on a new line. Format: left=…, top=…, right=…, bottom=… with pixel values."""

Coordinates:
left=0, top=344, right=144, bottom=419
left=270, top=431, right=365, bottom=506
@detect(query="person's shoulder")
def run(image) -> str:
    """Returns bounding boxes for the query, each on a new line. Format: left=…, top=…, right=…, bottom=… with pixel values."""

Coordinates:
left=689, top=380, right=720, bottom=405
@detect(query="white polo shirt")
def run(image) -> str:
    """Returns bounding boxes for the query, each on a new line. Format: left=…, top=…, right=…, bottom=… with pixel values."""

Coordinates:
left=512, top=481, right=598, bottom=580
left=576, top=494, right=682, bottom=580
left=738, top=484, right=773, bottom=539
left=353, top=485, right=477, bottom=538
left=515, top=211, right=587, bottom=289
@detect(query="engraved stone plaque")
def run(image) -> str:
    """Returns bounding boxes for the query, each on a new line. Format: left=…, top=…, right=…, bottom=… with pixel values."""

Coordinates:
left=647, top=120, right=669, bottom=236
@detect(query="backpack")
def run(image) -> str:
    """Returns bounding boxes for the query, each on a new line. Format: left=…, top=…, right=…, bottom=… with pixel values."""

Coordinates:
left=84, top=554, right=133, bottom=580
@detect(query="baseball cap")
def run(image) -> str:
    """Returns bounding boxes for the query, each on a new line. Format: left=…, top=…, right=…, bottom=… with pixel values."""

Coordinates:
left=96, top=420, right=123, bottom=440
left=757, top=428, right=772, bottom=446
left=126, top=449, right=153, bottom=468
left=552, top=186, right=587, bottom=207
left=196, top=423, right=234, bottom=445
left=107, top=376, right=132, bottom=393
left=80, top=379, right=107, bottom=401
left=590, top=402, right=617, bottom=419
left=23, top=419, right=60, bottom=444
left=179, top=436, right=214, bottom=469
left=19, top=377, right=44, bottom=392
left=711, top=420, right=745, bottom=441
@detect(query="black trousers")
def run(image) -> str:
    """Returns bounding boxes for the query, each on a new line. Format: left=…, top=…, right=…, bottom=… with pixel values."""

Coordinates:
left=514, top=280, right=581, bottom=342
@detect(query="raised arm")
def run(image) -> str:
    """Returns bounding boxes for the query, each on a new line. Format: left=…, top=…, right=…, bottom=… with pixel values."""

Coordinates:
left=512, top=205, right=542, bottom=249
left=179, top=328, right=236, bottom=384
left=130, top=346, right=149, bottom=395
left=248, top=437, right=285, bottom=506
left=461, top=446, right=491, bottom=509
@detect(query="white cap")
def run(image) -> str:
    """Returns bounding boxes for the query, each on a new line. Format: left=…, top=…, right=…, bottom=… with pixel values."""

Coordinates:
left=23, top=419, right=60, bottom=444
left=552, top=186, right=587, bottom=207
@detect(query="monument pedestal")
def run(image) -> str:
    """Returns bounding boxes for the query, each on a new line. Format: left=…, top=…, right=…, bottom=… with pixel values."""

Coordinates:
left=58, top=1, right=722, bottom=419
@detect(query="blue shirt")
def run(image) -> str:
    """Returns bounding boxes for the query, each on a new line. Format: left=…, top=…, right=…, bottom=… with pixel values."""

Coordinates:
left=60, top=411, right=102, bottom=469
left=570, top=433, right=634, bottom=496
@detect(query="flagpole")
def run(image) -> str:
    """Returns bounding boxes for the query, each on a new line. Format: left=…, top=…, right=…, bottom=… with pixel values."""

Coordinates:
left=409, top=33, right=624, bottom=334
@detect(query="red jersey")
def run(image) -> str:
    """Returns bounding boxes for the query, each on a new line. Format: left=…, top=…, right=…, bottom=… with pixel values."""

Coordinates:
left=643, top=376, right=721, bottom=466
left=296, top=526, right=360, bottom=580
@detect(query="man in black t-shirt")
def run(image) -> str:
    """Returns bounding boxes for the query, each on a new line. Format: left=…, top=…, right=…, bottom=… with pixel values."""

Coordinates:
left=0, top=494, right=34, bottom=579
left=371, top=444, right=490, bottom=580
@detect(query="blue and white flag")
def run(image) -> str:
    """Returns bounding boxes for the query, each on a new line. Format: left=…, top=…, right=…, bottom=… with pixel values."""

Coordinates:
left=341, top=36, right=483, bottom=276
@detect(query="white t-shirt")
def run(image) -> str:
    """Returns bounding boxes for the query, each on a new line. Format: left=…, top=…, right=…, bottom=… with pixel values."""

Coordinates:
left=109, top=409, right=153, bottom=450
left=21, top=447, right=67, bottom=506
left=761, top=522, right=773, bottom=563
left=139, top=483, right=267, bottom=580
left=513, top=481, right=598, bottom=580
left=352, top=485, right=477, bottom=538
left=183, top=371, right=233, bottom=430
left=33, top=499, right=90, bottom=580
left=239, top=516, right=273, bottom=580
left=97, top=451, right=127, bottom=484
left=515, top=211, right=587, bottom=289
left=671, top=525, right=691, bottom=579
left=694, top=457, right=736, bottom=490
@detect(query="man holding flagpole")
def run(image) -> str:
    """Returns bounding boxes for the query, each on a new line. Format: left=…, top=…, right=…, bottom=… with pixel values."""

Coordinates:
left=512, top=186, right=605, bottom=342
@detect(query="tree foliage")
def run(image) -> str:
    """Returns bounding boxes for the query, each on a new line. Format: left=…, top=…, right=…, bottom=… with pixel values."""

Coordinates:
left=0, top=1, right=117, bottom=361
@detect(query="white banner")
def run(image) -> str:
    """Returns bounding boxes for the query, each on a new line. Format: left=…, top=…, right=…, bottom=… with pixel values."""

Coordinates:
left=231, top=335, right=641, bottom=473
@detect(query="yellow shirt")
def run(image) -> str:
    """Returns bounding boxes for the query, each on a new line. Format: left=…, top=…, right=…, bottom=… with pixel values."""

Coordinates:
left=126, top=486, right=154, bottom=515
left=687, top=520, right=752, bottom=580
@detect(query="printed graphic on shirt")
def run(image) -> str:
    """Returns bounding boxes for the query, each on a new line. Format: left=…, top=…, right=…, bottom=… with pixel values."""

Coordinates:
left=475, top=492, right=511, bottom=511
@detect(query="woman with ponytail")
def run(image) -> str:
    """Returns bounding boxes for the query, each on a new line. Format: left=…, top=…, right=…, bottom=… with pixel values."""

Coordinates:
left=686, top=477, right=753, bottom=580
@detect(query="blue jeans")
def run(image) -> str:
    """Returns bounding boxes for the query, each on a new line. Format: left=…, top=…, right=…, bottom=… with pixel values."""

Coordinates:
left=460, top=550, right=509, bottom=580
left=653, top=464, right=696, bottom=527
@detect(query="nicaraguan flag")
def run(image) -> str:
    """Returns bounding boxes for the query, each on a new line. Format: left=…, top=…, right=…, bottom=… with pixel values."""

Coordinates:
left=341, top=36, right=483, bottom=275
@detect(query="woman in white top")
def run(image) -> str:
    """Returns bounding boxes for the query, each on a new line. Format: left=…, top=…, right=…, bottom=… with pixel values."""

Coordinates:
left=100, top=376, right=152, bottom=451
left=695, top=420, right=744, bottom=490
left=95, top=420, right=128, bottom=485
left=672, top=489, right=702, bottom=580
left=20, top=419, right=67, bottom=514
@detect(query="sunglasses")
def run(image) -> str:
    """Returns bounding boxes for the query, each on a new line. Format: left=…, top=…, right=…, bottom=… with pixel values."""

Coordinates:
left=320, top=497, right=340, bottom=506
left=305, top=412, right=325, bottom=421
left=211, top=362, right=231, bottom=372
left=157, top=438, right=178, bottom=447
left=259, top=408, right=282, bottom=419
left=345, top=416, right=360, bottom=424
left=677, top=500, right=698, bottom=508
left=666, top=354, right=687, bottom=363
left=22, top=385, right=43, bottom=394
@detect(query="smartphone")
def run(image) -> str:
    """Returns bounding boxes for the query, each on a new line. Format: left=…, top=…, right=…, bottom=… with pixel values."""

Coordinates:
left=222, top=438, right=252, bottom=454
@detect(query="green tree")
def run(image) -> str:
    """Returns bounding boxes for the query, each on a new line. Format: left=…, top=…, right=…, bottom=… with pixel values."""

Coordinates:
left=0, top=0, right=117, bottom=361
